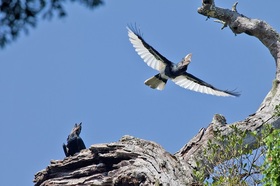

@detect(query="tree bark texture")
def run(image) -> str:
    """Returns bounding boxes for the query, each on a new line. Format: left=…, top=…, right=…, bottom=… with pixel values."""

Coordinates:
left=34, top=1, right=280, bottom=185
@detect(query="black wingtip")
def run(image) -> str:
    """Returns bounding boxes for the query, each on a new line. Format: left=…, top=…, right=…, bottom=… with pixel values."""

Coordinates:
left=127, top=23, right=143, bottom=37
left=225, top=89, right=241, bottom=97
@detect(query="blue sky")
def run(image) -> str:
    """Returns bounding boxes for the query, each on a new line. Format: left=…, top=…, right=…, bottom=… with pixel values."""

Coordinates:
left=0, top=1, right=278, bottom=185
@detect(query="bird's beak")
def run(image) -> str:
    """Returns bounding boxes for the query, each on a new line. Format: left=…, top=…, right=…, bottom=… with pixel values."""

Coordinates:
left=182, top=53, right=192, bottom=66
left=184, top=53, right=192, bottom=61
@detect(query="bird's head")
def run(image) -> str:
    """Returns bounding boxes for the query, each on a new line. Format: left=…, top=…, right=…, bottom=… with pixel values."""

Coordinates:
left=177, top=53, right=192, bottom=71
left=71, top=122, right=82, bottom=136
left=178, top=53, right=192, bottom=68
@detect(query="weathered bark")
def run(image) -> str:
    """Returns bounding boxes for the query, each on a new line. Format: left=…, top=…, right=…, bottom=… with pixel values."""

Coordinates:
left=34, top=1, right=280, bottom=185
left=34, top=135, right=190, bottom=185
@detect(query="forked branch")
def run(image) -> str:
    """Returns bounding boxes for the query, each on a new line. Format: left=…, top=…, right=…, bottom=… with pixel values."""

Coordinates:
left=175, top=0, right=280, bottom=182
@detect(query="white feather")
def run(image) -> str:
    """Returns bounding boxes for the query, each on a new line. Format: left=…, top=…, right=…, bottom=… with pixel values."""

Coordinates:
left=127, top=27, right=166, bottom=72
left=144, top=76, right=166, bottom=90
left=172, top=75, right=234, bottom=97
left=188, top=82, right=196, bottom=90
left=198, top=86, right=204, bottom=93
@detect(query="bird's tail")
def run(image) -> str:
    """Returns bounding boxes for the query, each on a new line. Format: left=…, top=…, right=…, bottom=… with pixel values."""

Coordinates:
left=144, top=74, right=167, bottom=90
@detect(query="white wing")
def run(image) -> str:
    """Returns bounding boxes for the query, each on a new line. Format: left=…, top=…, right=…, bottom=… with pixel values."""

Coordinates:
left=127, top=27, right=168, bottom=72
left=172, top=74, right=240, bottom=97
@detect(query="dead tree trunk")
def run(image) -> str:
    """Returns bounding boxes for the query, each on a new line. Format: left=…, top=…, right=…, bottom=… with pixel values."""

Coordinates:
left=34, top=1, right=280, bottom=185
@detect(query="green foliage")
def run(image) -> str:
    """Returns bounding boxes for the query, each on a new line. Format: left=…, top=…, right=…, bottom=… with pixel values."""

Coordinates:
left=261, top=105, right=280, bottom=185
left=194, top=125, right=265, bottom=186
left=194, top=104, right=280, bottom=186
left=274, top=104, right=280, bottom=117
left=0, top=0, right=104, bottom=48
left=262, top=127, right=280, bottom=185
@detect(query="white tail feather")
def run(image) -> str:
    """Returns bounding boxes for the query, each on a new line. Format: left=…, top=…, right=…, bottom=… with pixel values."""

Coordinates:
left=144, top=76, right=166, bottom=90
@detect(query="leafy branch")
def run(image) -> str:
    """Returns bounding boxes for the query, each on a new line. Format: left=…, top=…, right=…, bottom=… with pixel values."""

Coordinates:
left=0, top=0, right=104, bottom=48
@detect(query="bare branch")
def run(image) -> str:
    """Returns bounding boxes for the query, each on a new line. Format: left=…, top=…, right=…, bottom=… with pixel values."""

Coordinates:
left=232, top=2, right=238, bottom=12
left=214, top=20, right=228, bottom=30
left=198, top=0, right=280, bottom=67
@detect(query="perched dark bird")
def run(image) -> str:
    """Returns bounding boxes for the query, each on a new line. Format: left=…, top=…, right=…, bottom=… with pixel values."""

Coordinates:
left=127, top=26, right=240, bottom=97
left=63, top=122, right=86, bottom=157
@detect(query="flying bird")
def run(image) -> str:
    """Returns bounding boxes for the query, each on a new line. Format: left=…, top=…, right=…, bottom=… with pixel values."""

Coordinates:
left=127, top=26, right=240, bottom=97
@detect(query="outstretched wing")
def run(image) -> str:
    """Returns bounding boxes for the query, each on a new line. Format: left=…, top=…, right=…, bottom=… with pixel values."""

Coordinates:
left=172, top=72, right=240, bottom=97
left=127, top=26, right=171, bottom=71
